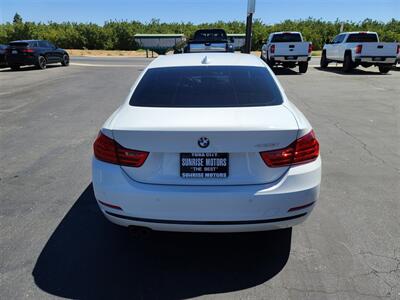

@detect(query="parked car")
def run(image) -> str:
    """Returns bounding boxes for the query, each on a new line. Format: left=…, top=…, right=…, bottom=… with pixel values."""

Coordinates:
left=261, top=31, right=312, bottom=73
left=184, top=29, right=234, bottom=53
left=5, top=40, right=69, bottom=70
left=320, top=31, right=399, bottom=73
left=397, top=42, right=400, bottom=67
left=0, top=44, right=7, bottom=67
left=92, top=53, right=321, bottom=233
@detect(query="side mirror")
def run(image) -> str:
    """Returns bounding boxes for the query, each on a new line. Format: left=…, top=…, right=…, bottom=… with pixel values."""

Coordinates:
left=325, top=39, right=331, bottom=44
left=229, top=37, right=234, bottom=43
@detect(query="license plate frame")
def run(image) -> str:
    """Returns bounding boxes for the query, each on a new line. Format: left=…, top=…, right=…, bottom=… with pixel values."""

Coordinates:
left=12, top=50, right=18, bottom=54
left=180, top=153, right=229, bottom=179
left=372, top=57, right=384, bottom=61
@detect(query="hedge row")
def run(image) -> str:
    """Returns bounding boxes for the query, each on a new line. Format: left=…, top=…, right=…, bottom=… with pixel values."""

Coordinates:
left=0, top=18, right=399, bottom=51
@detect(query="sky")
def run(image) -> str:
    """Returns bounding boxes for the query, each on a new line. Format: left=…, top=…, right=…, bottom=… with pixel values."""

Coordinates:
left=0, top=0, right=399, bottom=24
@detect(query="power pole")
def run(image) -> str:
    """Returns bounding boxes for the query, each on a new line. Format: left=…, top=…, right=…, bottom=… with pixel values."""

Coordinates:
left=244, top=0, right=256, bottom=53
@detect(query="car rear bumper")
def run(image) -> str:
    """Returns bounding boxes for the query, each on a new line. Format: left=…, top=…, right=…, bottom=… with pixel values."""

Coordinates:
left=355, top=56, right=397, bottom=64
left=92, top=156, right=321, bottom=232
left=6, top=55, right=36, bottom=66
left=271, top=55, right=310, bottom=62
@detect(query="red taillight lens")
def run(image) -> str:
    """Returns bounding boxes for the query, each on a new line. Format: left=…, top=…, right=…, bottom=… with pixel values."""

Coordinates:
left=21, top=49, right=34, bottom=53
left=93, top=132, right=149, bottom=167
left=308, top=43, right=313, bottom=53
left=270, top=44, right=275, bottom=54
left=397, top=45, right=400, bottom=54
left=260, top=130, right=319, bottom=167
left=355, top=44, right=362, bottom=54
left=292, top=130, right=320, bottom=164
left=116, top=146, right=149, bottom=167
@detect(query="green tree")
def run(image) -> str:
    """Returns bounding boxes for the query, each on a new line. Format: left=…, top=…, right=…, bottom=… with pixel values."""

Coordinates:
left=13, top=13, right=23, bottom=24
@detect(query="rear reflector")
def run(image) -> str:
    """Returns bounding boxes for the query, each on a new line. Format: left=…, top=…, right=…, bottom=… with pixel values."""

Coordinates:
left=98, top=200, right=123, bottom=210
left=288, top=201, right=315, bottom=212
left=93, top=132, right=149, bottom=167
left=355, top=44, right=362, bottom=54
left=260, top=130, right=319, bottom=167
left=270, top=44, right=275, bottom=54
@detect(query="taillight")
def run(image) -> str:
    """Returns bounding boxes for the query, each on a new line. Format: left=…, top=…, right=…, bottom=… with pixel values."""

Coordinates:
left=260, top=130, right=319, bottom=168
left=93, top=132, right=149, bottom=167
left=355, top=44, right=362, bottom=54
left=397, top=44, right=400, bottom=54
left=270, top=44, right=275, bottom=54
left=308, top=43, right=313, bottom=53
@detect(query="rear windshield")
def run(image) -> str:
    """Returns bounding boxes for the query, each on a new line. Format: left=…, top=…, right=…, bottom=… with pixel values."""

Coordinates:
left=8, top=42, right=29, bottom=47
left=346, top=33, right=378, bottom=43
left=194, top=30, right=227, bottom=41
left=271, top=33, right=302, bottom=43
left=130, top=66, right=283, bottom=107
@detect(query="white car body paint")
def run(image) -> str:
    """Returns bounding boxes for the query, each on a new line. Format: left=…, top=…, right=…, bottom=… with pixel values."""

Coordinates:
left=92, top=53, right=321, bottom=232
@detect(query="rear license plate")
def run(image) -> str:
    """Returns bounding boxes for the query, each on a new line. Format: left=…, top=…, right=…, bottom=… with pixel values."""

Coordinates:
left=373, top=57, right=384, bottom=61
left=12, top=50, right=18, bottom=54
left=180, top=153, right=229, bottom=178
left=286, top=56, right=295, bottom=60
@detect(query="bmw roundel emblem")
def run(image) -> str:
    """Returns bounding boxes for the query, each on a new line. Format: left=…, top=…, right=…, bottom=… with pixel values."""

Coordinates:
left=198, top=137, right=210, bottom=148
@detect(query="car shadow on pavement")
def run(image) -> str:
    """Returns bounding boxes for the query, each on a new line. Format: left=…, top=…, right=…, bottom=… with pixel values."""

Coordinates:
left=33, top=184, right=292, bottom=300
left=0, top=65, right=62, bottom=72
left=315, top=66, right=389, bottom=75
left=271, top=67, right=300, bottom=76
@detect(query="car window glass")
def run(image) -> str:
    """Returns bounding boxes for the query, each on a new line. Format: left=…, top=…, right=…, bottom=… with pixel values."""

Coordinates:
left=333, top=35, right=344, bottom=44
left=271, top=33, right=302, bottom=43
left=38, top=41, right=48, bottom=47
left=346, top=33, right=378, bottom=43
left=8, top=42, right=29, bottom=47
left=130, top=66, right=283, bottom=107
left=194, top=30, right=227, bottom=41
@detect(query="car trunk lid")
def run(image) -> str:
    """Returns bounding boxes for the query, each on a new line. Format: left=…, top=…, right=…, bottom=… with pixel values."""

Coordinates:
left=110, top=105, right=299, bottom=185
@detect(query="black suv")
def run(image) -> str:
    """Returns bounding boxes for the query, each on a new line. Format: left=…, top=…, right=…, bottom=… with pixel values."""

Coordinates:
left=5, top=40, right=69, bottom=70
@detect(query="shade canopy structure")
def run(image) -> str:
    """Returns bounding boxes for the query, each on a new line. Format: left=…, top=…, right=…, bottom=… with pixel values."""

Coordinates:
left=134, top=34, right=186, bottom=55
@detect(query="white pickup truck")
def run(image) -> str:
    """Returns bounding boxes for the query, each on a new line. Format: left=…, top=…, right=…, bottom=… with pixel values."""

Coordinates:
left=261, top=32, right=312, bottom=73
left=320, top=31, right=399, bottom=73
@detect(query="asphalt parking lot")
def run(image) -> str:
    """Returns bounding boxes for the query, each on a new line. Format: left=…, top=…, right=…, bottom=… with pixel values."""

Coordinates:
left=1, top=56, right=399, bottom=300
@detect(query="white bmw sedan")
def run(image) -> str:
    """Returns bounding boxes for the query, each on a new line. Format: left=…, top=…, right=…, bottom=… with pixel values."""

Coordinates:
left=92, top=53, right=321, bottom=232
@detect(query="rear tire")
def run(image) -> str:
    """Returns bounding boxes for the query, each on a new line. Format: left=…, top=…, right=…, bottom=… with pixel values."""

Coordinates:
left=36, top=56, right=47, bottom=70
left=61, top=54, right=69, bottom=66
left=342, top=53, right=353, bottom=73
left=378, top=65, right=391, bottom=74
left=10, top=65, right=20, bottom=71
left=320, top=51, right=329, bottom=68
left=266, top=58, right=274, bottom=69
left=298, top=62, right=308, bottom=73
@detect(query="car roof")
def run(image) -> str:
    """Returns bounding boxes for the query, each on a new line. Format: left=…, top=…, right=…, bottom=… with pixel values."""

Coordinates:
left=147, top=53, right=266, bottom=69
left=340, top=31, right=377, bottom=35
left=271, top=31, right=301, bottom=35
left=9, top=40, right=43, bottom=43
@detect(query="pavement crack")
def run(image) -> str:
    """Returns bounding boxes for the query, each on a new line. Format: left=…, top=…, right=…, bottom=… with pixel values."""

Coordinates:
left=333, top=122, right=399, bottom=172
